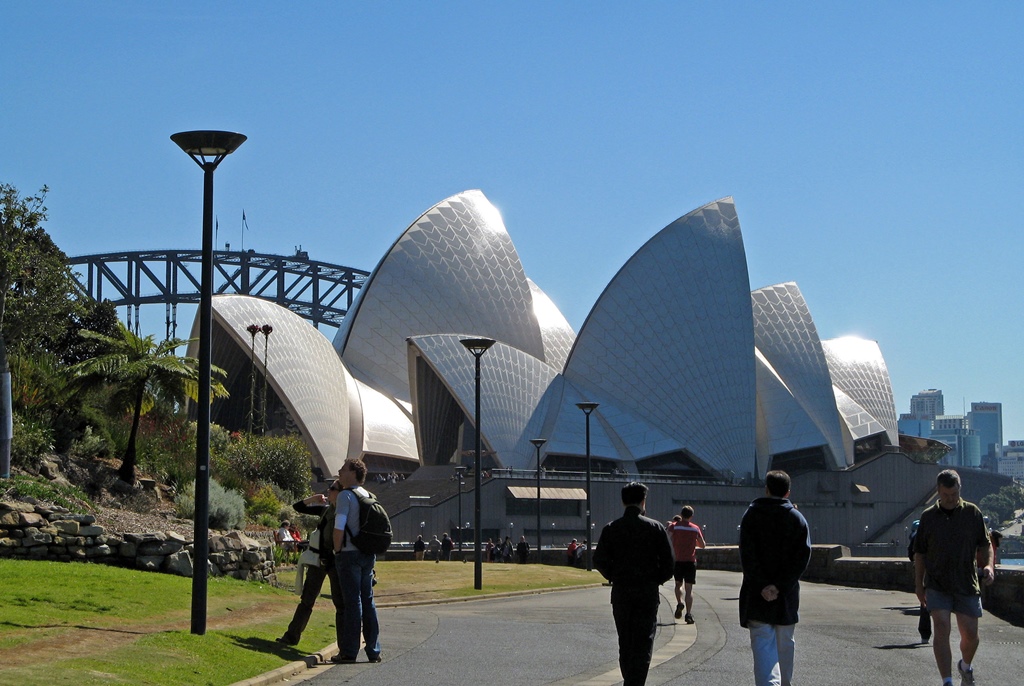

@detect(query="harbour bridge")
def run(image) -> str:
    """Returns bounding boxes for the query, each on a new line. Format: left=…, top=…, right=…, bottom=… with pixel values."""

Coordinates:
left=68, top=249, right=371, bottom=340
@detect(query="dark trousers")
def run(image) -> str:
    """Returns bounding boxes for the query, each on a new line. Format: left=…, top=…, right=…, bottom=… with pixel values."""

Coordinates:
left=611, top=587, right=661, bottom=686
left=283, top=558, right=344, bottom=645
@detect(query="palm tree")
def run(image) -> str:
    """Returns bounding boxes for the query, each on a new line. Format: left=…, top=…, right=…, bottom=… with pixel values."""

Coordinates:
left=67, top=321, right=228, bottom=484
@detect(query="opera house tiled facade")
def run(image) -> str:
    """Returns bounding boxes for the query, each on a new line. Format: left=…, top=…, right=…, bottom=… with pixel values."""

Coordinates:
left=204, top=191, right=899, bottom=483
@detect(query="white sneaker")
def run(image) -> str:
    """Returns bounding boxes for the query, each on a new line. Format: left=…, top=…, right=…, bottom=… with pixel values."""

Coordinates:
left=958, top=659, right=975, bottom=686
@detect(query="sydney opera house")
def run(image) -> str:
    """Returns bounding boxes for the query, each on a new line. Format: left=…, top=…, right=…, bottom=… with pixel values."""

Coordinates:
left=198, top=190, right=979, bottom=546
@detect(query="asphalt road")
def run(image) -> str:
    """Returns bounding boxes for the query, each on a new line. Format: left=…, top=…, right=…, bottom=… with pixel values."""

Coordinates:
left=292, top=570, right=1024, bottom=685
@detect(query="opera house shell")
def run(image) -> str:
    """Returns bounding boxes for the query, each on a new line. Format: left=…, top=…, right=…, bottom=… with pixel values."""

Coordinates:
left=203, top=190, right=899, bottom=482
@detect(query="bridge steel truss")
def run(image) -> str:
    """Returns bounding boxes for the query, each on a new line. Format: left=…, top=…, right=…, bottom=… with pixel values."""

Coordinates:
left=68, top=250, right=370, bottom=339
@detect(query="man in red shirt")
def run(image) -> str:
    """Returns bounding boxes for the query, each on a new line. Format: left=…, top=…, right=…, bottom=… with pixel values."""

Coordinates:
left=667, top=505, right=706, bottom=624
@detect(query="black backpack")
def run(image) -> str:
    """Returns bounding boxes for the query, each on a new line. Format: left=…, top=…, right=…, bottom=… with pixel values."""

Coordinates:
left=344, top=488, right=393, bottom=555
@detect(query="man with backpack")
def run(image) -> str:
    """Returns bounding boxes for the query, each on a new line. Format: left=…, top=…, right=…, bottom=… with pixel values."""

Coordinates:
left=333, top=458, right=385, bottom=664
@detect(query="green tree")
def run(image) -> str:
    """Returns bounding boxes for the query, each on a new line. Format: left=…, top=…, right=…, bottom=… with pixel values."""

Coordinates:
left=67, top=322, right=228, bottom=484
left=0, top=183, right=100, bottom=477
left=979, top=492, right=1014, bottom=526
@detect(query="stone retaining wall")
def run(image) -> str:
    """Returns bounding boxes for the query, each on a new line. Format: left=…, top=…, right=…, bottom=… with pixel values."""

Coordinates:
left=698, top=544, right=1024, bottom=626
left=0, top=500, right=276, bottom=583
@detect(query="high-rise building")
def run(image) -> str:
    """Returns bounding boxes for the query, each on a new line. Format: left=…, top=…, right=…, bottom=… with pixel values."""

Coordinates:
left=930, top=415, right=981, bottom=468
left=909, top=389, right=944, bottom=420
left=968, top=402, right=1002, bottom=466
left=999, top=441, right=1024, bottom=479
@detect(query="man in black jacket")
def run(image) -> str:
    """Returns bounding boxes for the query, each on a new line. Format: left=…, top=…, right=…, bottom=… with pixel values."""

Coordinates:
left=738, top=470, right=811, bottom=686
left=593, top=482, right=674, bottom=686
left=277, top=481, right=345, bottom=647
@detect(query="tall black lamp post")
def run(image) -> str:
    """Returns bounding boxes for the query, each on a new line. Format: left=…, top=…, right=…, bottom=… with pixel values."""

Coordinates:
left=460, top=337, right=495, bottom=590
left=455, top=465, right=466, bottom=555
left=576, top=401, right=599, bottom=572
left=530, top=438, right=546, bottom=561
left=171, top=130, right=246, bottom=636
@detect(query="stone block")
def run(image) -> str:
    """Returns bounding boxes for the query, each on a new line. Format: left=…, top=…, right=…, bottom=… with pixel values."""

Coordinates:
left=52, top=513, right=96, bottom=525
left=27, top=545, right=49, bottom=558
left=19, top=512, right=47, bottom=527
left=86, top=545, right=112, bottom=558
left=0, top=511, right=21, bottom=527
left=22, top=532, right=52, bottom=547
left=119, top=542, right=137, bottom=558
left=53, top=520, right=80, bottom=535
left=164, top=551, right=193, bottom=577
left=0, top=537, right=20, bottom=548
left=139, top=540, right=183, bottom=556
left=0, top=501, right=35, bottom=514
left=136, top=555, right=164, bottom=571
left=79, top=525, right=105, bottom=537
left=68, top=546, right=87, bottom=559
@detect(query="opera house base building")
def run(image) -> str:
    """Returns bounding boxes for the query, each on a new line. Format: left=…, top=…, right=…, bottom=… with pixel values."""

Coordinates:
left=194, top=191, right=1012, bottom=550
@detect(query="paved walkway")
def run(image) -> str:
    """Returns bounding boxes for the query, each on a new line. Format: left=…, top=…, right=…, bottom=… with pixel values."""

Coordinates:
left=255, top=570, right=1024, bottom=685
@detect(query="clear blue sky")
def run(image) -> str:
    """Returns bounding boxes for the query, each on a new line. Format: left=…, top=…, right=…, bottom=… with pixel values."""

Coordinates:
left=4, top=3, right=1023, bottom=443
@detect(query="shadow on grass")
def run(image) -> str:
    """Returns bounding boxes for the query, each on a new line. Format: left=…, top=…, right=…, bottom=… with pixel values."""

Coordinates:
left=226, top=634, right=323, bottom=666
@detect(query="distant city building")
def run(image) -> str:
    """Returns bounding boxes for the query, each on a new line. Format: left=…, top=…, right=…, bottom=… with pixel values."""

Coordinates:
left=899, top=389, right=945, bottom=440
left=909, top=389, right=944, bottom=420
left=898, top=417, right=932, bottom=439
left=968, top=402, right=1002, bottom=466
left=930, top=415, right=981, bottom=468
left=999, top=441, right=1024, bottom=479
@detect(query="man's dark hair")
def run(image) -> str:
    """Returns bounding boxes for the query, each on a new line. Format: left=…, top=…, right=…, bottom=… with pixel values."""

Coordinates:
left=765, top=470, right=791, bottom=498
left=346, top=458, right=368, bottom=484
left=937, top=469, right=961, bottom=489
left=680, top=505, right=694, bottom=519
left=621, top=481, right=648, bottom=506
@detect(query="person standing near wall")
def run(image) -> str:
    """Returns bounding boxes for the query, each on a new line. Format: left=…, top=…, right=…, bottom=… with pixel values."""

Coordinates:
left=738, top=470, right=811, bottom=686
left=914, top=469, right=994, bottom=686
left=593, top=482, right=674, bottom=686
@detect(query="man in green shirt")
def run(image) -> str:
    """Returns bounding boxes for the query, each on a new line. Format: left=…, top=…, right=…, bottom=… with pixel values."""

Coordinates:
left=914, top=469, right=994, bottom=686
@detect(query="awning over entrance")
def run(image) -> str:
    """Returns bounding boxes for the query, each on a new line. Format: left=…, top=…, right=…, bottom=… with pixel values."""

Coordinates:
left=507, top=486, right=587, bottom=500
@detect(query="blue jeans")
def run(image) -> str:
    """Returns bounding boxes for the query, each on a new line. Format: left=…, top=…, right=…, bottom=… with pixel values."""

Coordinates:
left=336, top=550, right=381, bottom=658
left=748, top=620, right=795, bottom=686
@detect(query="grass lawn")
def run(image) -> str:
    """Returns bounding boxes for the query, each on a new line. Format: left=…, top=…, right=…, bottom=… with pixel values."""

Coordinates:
left=0, top=558, right=598, bottom=686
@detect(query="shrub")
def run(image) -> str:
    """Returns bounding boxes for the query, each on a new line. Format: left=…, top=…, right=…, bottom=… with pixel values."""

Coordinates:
left=134, top=411, right=196, bottom=487
left=11, top=413, right=54, bottom=470
left=1, top=474, right=93, bottom=511
left=246, top=484, right=283, bottom=520
left=175, top=479, right=245, bottom=530
left=68, top=425, right=108, bottom=460
left=216, top=434, right=313, bottom=500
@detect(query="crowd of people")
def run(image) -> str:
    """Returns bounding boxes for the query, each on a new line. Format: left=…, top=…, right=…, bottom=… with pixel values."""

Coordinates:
left=274, top=465, right=1002, bottom=686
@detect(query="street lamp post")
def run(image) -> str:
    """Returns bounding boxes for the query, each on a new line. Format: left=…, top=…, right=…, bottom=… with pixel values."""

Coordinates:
left=171, top=130, right=246, bottom=636
left=460, top=337, right=495, bottom=590
left=455, top=465, right=466, bottom=555
left=576, top=401, right=599, bottom=572
left=530, top=438, right=546, bottom=562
